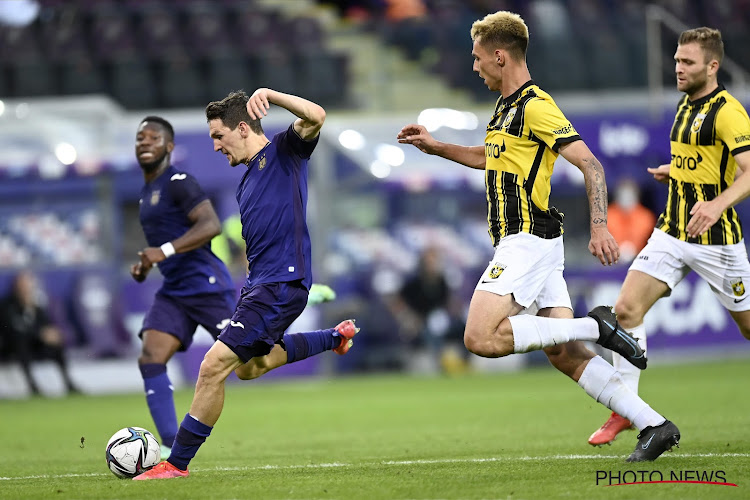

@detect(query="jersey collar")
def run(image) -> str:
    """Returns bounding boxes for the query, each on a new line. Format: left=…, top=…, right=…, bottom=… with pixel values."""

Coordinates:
left=502, top=79, right=536, bottom=107
left=686, top=83, right=725, bottom=107
left=246, top=141, right=271, bottom=168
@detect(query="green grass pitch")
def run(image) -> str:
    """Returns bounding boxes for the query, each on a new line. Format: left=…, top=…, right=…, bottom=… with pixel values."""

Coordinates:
left=1, top=358, right=748, bottom=499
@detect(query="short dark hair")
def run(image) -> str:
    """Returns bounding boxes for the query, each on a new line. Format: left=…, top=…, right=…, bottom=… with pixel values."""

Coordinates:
left=139, top=116, right=175, bottom=142
left=678, top=27, right=724, bottom=64
left=205, top=90, right=263, bottom=134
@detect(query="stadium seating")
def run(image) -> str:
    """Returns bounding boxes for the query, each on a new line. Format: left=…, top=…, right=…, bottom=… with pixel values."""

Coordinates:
left=1, top=0, right=351, bottom=110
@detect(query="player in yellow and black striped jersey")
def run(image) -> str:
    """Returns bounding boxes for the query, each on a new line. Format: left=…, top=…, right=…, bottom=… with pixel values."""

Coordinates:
left=484, top=81, right=581, bottom=244
left=588, top=27, right=750, bottom=449
left=657, top=84, right=750, bottom=244
left=400, top=10, right=678, bottom=463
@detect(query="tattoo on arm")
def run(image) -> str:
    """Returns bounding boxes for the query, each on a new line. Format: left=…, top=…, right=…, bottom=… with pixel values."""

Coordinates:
left=581, top=157, right=608, bottom=227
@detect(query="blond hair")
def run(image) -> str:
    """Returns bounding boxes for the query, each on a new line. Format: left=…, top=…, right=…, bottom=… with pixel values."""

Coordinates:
left=678, top=27, right=724, bottom=64
left=470, top=11, right=529, bottom=61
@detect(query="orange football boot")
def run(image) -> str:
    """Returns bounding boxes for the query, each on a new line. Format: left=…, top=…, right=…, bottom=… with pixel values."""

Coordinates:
left=132, top=461, right=189, bottom=480
left=588, top=412, right=634, bottom=446
left=332, top=319, right=359, bottom=355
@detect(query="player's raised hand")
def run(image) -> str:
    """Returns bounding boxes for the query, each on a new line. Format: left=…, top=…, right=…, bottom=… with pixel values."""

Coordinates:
left=686, top=199, right=723, bottom=238
left=647, top=164, right=671, bottom=184
left=588, top=226, right=620, bottom=266
left=397, top=124, right=438, bottom=155
left=247, top=88, right=271, bottom=120
left=130, top=252, right=153, bottom=282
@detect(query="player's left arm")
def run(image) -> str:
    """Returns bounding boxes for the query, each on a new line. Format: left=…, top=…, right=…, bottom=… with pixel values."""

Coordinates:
left=141, top=200, right=222, bottom=264
left=246, top=88, right=325, bottom=140
left=558, top=140, right=620, bottom=266
left=686, top=150, right=750, bottom=238
left=687, top=102, right=750, bottom=238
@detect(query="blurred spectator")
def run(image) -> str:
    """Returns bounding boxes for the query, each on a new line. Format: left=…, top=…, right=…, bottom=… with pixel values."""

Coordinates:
left=0, top=270, right=80, bottom=396
left=607, top=178, right=657, bottom=262
left=388, top=246, right=468, bottom=374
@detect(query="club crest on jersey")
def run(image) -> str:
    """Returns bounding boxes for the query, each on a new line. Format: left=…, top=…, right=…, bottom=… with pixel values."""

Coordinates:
left=691, top=113, right=707, bottom=133
left=488, top=263, right=505, bottom=279
left=730, top=278, right=745, bottom=297
left=501, top=108, right=517, bottom=130
left=258, top=154, right=267, bottom=170
left=150, top=190, right=160, bottom=206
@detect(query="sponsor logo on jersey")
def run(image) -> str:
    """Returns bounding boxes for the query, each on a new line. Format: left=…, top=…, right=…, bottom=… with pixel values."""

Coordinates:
left=170, top=173, right=187, bottom=181
left=150, top=190, right=160, bottom=206
left=735, top=134, right=750, bottom=144
left=485, top=140, right=506, bottom=158
left=552, top=124, right=573, bottom=135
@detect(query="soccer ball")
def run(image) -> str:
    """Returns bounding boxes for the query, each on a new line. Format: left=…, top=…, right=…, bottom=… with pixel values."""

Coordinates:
left=105, top=427, right=160, bottom=479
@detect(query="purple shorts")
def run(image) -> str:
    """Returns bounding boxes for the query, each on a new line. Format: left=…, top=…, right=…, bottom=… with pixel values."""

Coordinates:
left=218, top=280, right=308, bottom=363
left=140, top=290, right=236, bottom=351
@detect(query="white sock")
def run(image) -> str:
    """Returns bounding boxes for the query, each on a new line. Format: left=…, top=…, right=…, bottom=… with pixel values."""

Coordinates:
left=578, top=356, right=665, bottom=430
left=612, top=323, right=646, bottom=393
left=508, top=315, right=599, bottom=353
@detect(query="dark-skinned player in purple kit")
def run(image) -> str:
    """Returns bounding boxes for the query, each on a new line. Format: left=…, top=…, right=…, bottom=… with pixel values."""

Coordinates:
left=132, top=116, right=236, bottom=460
left=134, top=89, right=358, bottom=480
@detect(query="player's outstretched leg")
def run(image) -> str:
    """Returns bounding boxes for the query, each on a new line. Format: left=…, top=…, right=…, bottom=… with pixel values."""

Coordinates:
left=587, top=306, right=647, bottom=369
left=332, top=319, right=359, bottom=355
left=626, top=420, right=680, bottom=462
left=588, top=412, right=634, bottom=446
left=133, top=461, right=189, bottom=480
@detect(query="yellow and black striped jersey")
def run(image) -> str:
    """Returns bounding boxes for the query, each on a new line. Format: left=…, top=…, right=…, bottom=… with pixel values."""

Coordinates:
left=484, top=80, right=580, bottom=245
left=657, top=84, right=750, bottom=244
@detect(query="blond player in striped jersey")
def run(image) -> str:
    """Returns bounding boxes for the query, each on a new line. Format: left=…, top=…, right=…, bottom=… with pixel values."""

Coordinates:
left=588, top=27, right=750, bottom=447
left=399, top=11, right=679, bottom=462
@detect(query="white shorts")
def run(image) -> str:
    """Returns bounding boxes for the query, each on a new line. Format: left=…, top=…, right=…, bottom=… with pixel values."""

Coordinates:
left=630, top=228, right=750, bottom=312
left=475, top=233, right=572, bottom=310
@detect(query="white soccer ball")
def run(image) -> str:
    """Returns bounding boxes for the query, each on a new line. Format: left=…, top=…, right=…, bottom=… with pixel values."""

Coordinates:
left=105, top=427, right=160, bottom=479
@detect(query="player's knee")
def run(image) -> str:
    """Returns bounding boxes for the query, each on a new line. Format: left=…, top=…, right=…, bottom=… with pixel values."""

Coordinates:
left=138, top=348, right=162, bottom=365
left=614, top=297, right=643, bottom=327
left=197, top=351, right=226, bottom=382
left=235, top=357, right=273, bottom=380
left=463, top=323, right=512, bottom=357
left=235, top=363, right=261, bottom=380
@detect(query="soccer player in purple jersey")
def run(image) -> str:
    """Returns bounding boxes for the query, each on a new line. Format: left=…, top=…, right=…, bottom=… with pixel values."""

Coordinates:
left=134, top=89, right=358, bottom=480
left=131, top=116, right=236, bottom=459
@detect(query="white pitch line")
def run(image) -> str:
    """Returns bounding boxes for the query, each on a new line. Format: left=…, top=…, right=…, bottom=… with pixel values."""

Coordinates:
left=1, top=453, right=748, bottom=482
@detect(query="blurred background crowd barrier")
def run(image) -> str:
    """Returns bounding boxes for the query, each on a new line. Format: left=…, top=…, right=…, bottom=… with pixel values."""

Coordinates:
left=1, top=0, right=749, bottom=397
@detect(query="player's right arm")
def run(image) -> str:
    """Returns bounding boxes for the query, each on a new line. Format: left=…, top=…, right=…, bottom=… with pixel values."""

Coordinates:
left=130, top=251, right=152, bottom=283
left=647, top=163, right=671, bottom=184
left=141, top=200, right=222, bottom=265
left=397, top=124, right=486, bottom=169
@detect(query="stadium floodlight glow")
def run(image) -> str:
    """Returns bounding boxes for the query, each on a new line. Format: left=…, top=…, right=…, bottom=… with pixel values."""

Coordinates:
left=370, top=160, right=391, bottom=179
left=15, top=102, right=29, bottom=119
left=417, top=108, right=479, bottom=132
left=375, top=143, right=404, bottom=166
left=54, top=142, right=77, bottom=165
left=338, top=129, right=366, bottom=151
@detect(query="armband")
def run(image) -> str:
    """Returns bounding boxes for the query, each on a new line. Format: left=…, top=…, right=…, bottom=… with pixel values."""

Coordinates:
left=160, top=242, right=176, bottom=258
